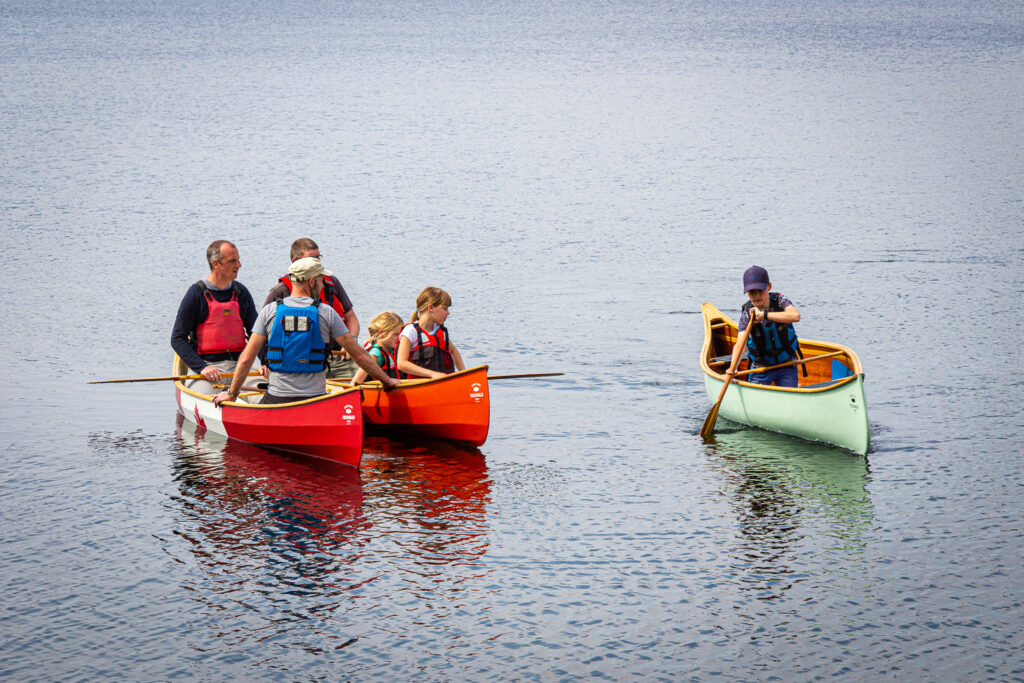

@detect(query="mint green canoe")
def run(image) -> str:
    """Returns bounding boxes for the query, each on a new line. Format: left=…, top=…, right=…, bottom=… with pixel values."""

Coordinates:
left=700, top=302, right=870, bottom=454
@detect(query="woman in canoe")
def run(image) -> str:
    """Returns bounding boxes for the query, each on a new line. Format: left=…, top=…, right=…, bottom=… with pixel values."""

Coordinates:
left=351, top=311, right=403, bottom=385
left=396, top=287, right=466, bottom=379
left=726, top=265, right=802, bottom=388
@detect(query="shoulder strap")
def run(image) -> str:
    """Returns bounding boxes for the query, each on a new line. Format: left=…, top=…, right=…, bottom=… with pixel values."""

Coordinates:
left=320, top=275, right=336, bottom=300
left=196, top=279, right=215, bottom=302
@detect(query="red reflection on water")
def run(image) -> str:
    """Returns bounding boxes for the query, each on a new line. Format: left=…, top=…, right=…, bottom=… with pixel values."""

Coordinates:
left=174, top=414, right=368, bottom=551
left=360, top=435, right=492, bottom=565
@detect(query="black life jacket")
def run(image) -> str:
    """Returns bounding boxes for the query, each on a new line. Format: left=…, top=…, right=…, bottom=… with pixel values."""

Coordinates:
left=742, top=292, right=802, bottom=369
left=401, top=322, right=455, bottom=378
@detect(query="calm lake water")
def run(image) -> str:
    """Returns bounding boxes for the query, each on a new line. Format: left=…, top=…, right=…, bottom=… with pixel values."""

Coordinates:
left=2, top=0, right=1023, bottom=679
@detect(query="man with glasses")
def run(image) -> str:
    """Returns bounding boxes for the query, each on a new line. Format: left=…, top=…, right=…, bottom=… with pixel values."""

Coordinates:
left=264, top=238, right=359, bottom=379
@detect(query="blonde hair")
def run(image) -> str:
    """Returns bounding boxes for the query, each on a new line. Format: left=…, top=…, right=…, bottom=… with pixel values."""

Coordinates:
left=367, top=310, right=404, bottom=344
left=411, top=287, right=452, bottom=323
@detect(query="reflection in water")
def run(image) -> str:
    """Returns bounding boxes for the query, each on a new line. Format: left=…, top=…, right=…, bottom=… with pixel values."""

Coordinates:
left=174, top=414, right=368, bottom=558
left=706, top=428, right=874, bottom=599
left=172, top=416, right=371, bottom=661
left=168, top=417, right=493, bottom=671
left=360, top=436, right=491, bottom=567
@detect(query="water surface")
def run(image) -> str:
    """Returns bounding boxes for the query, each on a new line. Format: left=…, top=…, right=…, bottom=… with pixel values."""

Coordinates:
left=1, top=0, right=1022, bottom=679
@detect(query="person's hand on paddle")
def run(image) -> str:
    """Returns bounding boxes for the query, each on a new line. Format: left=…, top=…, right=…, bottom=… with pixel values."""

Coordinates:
left=201, top=365, right=224, bottom=383
left=725, top=368, right=738, bottom=384
left=332, top=348, right=350, bottom=359
left=259, top=365, right=270, bottom=379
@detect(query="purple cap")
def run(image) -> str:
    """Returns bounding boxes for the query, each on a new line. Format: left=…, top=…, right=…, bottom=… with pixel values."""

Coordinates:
left=743, top=265, right=770, bottom=292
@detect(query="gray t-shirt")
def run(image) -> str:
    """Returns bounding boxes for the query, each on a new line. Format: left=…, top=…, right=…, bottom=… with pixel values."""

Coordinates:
left=254, top=296, right=349, bottom=397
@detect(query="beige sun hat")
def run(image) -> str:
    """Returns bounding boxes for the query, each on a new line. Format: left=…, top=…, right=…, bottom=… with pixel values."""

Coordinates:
left=288, top=257, right=332, bottom=282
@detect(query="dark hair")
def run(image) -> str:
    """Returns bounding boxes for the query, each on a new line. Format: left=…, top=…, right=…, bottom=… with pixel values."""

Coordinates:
left=206, top=240, right=235, bottom=268
left=290, top=238, right=319, bottom=261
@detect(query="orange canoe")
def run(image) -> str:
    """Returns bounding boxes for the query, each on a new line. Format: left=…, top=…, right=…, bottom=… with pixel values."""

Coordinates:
left=330, top=365, right=490, bottom=446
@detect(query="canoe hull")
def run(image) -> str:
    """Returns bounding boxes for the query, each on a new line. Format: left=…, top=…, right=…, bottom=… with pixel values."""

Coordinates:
left=703, top=372, right=869, bottom=454
left=353, top=365, right=490, bottom=447
left=700, top=302, right=870, bottom=454
left=173, top=357, right=363, bottom=467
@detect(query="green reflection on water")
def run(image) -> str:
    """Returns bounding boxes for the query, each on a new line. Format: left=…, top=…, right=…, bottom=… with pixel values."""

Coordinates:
left=705, top=427, right=873, bottom=599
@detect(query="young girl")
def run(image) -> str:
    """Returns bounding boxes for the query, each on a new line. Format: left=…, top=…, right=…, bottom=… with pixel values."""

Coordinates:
left=396, top=287, right=466, bottom=379
left=351, top=311, right=404, bottom=385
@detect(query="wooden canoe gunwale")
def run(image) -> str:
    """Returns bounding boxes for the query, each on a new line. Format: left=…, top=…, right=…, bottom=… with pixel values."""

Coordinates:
left=326, top=364, right=491, bottom=389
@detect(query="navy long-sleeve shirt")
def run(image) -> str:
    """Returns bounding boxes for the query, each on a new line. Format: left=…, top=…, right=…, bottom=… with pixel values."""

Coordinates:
left=170, top=280, right=259, bottom=373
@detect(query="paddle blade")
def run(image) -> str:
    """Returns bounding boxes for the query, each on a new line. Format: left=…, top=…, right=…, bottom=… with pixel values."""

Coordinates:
left=700, top=401, right=722, bottom=440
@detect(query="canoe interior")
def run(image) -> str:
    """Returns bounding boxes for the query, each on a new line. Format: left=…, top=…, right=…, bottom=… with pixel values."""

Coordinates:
left=701, top=303, right=863, bottom=391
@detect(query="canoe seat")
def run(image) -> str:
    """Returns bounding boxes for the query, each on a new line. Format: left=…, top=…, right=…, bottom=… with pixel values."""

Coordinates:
left=709, top=355, right=732, bottom=365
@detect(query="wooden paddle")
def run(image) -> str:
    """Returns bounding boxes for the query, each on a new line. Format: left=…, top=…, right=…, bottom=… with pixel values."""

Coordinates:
left=88, top=371, right=260, bottom=384
left=700, top=322, right=753, bottom=440
left=327, top=372, right=564, bottom=386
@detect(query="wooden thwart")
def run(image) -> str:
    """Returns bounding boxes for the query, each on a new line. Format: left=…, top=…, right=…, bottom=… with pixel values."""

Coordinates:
left=730, top=350, right=845, bottom=378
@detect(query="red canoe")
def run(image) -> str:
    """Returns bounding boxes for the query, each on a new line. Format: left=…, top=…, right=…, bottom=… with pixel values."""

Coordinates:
left=173, top=356, right=364, bottom=467
left=331, top=365, right=490, bottom=446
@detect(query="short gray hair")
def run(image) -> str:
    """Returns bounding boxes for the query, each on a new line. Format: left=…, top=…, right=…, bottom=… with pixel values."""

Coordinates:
left=206, top=240, right=235, bottom=268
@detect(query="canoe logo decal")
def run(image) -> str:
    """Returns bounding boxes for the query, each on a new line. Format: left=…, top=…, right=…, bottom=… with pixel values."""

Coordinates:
left=469, top=383, right=485, bottom=403
left=343, top=404, right=356, bottom=421
left=194, top=405, right=206, bottom=429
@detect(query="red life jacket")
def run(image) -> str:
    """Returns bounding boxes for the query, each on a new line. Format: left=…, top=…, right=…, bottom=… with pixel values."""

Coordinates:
left=278, top=274, right=348, bottom=319
left=195, top=280, right=247, bottom=355
left=401, top=322, right=454, bottom=378
left=364, top=340, right=399, bottom=379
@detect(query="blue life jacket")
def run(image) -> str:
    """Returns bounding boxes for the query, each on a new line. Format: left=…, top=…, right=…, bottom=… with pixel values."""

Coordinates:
left=266, top=300, right=327, bottom=373
left=742, top=293, right=800, bottom=368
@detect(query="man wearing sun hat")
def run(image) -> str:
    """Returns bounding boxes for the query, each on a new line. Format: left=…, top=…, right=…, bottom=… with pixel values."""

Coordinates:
left=214, top=257, right=399, bottom=406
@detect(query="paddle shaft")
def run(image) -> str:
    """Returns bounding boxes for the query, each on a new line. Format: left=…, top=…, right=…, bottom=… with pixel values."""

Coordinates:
left=327, top=372, right=563, bottom=387
left=700, top=322, right=754, bottom=440
left=88, top=371, right=260, bottom=384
